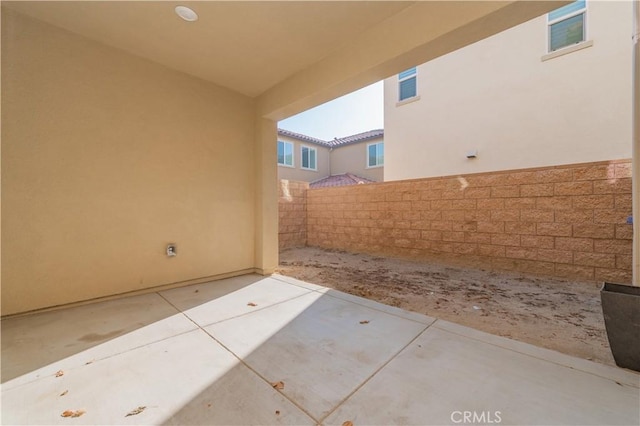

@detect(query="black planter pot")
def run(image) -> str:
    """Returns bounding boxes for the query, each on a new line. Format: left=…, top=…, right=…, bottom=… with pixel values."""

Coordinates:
left=601, top=282, right=640, bottom=372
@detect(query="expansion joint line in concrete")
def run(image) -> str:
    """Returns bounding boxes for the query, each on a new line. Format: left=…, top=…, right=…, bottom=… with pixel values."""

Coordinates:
left=155, top=290, right=319, bottom=423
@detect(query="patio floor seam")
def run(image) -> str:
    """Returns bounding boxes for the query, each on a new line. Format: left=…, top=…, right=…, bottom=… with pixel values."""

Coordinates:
left=1, top=291, right=194, bottom=391
left=432, top=324, right=640, bottom=389
left=0, top=325, right=202, bottom=392
left=318, top=289, right=436, bottom=327
left=317, top=320, right=437, bottom=424
left=155, top=291, right=320, bottom=423
left=165, top=290, right=317, bottom=329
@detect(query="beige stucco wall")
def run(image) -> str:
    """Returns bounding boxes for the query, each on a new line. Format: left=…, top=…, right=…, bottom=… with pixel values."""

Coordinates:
left=384, top=1, right=633, bottom=181
left=254, top=118, right=278, bottom=276
left=1, top=11, right=256, bottom=315
left=330, top=137, right=384, bottom=182
left=276, top=135, right=330, bottom=183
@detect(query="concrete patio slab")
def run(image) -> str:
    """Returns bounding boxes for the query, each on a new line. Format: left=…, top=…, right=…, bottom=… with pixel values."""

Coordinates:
left=2, top=329, right=314, bottom=425
left=325, top=322, right=640, bottom=426
left=205, top=290, right=430, bottom=420
left=160, top=275, right=313, bottom=327
left=271, top=274, right=327, bottom=292
left=1, top=292, right=195, bottom=388
left=2, top=274, right=639, bottom=425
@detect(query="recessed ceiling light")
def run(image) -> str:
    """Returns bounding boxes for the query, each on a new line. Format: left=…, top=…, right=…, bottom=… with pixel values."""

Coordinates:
left=175, top=6, right=198, bottom=22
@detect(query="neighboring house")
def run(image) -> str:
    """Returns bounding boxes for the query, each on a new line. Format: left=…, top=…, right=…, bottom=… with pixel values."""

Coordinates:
left=330, top=130, right=385, bottom=182
left=277, top=129, right=332, bottom=182
left=277, top=128, right=384, bottom=185
left=383, top=0, right=633, bottom=181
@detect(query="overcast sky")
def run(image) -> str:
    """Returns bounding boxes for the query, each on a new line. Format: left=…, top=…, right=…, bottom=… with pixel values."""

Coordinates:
left=278, top=81, right=384, bottom=141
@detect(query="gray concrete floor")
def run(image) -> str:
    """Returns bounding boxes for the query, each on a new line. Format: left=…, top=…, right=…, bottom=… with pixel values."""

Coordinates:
left=1, top=274, right=639, bottom=425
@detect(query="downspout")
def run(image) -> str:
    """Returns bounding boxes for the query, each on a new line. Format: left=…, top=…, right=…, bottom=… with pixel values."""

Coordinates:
left=633, top=0, right=639, bottom=285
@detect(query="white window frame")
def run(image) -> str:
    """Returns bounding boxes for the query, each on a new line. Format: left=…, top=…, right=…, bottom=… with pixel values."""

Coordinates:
left=367, top=142, right=384, bottom=169
left=398, top=68, right=417, bottom=102
left=547, top=0, right=587, bottom=53
left=300, top=145, right=317, bottom=171
left=277, top=140, right=294, bottom=168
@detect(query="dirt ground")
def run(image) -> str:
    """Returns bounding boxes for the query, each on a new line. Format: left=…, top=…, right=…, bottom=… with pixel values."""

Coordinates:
left=276, top=246, right=614, bottom=366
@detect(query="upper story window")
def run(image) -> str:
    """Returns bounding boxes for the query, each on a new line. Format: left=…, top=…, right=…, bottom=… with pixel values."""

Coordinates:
left=367, top=142, right=384, bottom=168
left=398, top=68, right=417, bottom=101
left=277, top=140, right=293, bottom=167
left=301, top=145, right=317, bottom=171
left=548, top=0, right=586, bottom=52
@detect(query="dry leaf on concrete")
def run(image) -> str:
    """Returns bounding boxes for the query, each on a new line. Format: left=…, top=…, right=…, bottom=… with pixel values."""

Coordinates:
left=125, top=406, right=146, bottom=417
left=61, top=410, right=85, bottom=418
left=359, top=320, right=370, bottom=324
left=271, top=381, right=285, bottom=390
left=247, top=302, right=258, bottom=307
left=342, top=421, right=354, bottom=426
left=55, top=370, right=64, bottom=377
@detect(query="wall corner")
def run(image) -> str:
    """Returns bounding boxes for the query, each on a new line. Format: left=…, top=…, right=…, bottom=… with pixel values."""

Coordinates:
left=254, top=118, right=279, bottom=274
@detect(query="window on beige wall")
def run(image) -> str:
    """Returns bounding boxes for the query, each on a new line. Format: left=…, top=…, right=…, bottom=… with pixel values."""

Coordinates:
left=278, top=140, right=294, bottom=167
left=398, top=68, right=417, bottom=101
left=301, top=145, right=317, bottom=171
left=548, top=0, right=586, bottom=52
left=367, top=142, right=384, bottom=168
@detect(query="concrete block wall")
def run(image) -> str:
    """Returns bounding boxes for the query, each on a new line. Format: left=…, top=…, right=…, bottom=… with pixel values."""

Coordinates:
left=279, top=179, right=309, bottom=249
left=306, top=160, right=633, bottom=283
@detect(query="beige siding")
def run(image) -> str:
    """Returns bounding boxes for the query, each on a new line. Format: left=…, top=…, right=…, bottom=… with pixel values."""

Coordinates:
left=384, top=1, right=633, bottom=181
left=2, top=11, right=256, bottom=315
left=330, top=137, right=384, bottom=181
left=277, top=134, right=330, bottom=182
left=276, top=133, right=384, bottom=183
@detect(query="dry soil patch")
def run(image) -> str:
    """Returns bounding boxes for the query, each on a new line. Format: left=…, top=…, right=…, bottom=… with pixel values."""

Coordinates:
left=277, top=246, right=614, bottom=366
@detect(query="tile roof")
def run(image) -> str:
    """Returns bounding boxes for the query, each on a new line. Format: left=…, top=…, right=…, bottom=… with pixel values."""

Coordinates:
left=277, top=128, right=331, bottom=147
left=331, top=129, right=384, bottom=148
left=309, top=173, right=375, bottom=189
left=277, top=128, right=383, bottom=148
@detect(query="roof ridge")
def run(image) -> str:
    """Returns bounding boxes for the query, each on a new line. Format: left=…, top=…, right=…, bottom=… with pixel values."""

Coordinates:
left=278, top=128, right=383, bottom=148
left=277, top=128, right=330, bottom=147
left=331, top=129, right=384, bottom=147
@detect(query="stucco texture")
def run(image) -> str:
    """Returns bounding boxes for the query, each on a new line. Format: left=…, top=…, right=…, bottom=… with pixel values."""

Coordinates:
left=1, top=11, right=256, bottom=315
left=331, top=139, right=384, bottom=182
left=384, top=1, right=633, bottom=181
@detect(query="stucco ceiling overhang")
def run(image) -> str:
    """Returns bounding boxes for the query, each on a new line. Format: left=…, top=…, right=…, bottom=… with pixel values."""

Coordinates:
left=3, top=1, right=568, bottom=118
left=2, top=1, right=415, bottom=97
